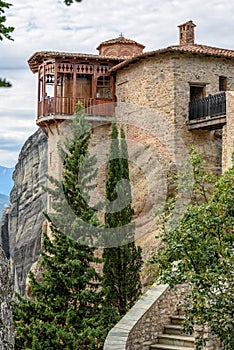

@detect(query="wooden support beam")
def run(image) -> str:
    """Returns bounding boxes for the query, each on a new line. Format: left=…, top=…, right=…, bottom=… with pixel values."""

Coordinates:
left=45, top=121, right=54, bottom=136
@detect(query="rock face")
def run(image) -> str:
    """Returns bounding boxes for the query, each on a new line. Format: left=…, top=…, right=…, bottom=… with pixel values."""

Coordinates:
left=0, top=129, right=47, bottom=296
left=0, top=246, right=14, bottom=350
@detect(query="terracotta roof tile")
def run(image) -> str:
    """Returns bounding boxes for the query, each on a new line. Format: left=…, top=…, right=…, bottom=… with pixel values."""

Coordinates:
left=96, top=36, right=145, bottom=50
left=109, top=44, right=234, bottom=72
left=28, top=51, right=124, bottom=73
left=29, top=43, right=234, bottom=74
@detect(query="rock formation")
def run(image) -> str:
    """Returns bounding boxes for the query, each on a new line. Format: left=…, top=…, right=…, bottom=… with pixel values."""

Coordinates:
left=0, top=129, right=47, bottom=296
left=0, top=246, right=14, bottom=350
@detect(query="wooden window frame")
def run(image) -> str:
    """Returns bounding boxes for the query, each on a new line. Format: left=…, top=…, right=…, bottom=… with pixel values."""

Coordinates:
left=219, top=76, right=227, bottom=92
left=96, top=76, right=111, bottom=99
left=189, top=82, right=206, bottom=102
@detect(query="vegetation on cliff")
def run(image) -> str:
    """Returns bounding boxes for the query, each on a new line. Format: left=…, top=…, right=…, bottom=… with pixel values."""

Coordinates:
left=13, top=104, right=142, bottom=349
left=13, top=104, right=116, bottom=349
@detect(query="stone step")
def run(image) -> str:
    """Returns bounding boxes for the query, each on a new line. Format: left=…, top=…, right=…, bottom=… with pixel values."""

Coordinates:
left=170, top=315, right=186, bottom=326
left=157, top=334, right=195, bottom=347
left=151, top=344, right=194, bottom=350
left=164, top=324, right=190, bottom=336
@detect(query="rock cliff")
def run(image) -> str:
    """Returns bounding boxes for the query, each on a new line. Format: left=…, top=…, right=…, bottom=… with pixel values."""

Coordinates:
left=0, top=129, right=47, bottom=296
left=0, top=246, right=14, bottom=350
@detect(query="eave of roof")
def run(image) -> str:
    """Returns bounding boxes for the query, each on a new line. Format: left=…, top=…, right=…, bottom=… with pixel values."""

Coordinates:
left=108, top=44, right=234, bottom=73
left=28, top=51, right=125, bottom=73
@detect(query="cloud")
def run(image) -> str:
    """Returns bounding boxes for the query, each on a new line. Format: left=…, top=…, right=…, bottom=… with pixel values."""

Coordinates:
left=1, top=0, right=234, bottom=167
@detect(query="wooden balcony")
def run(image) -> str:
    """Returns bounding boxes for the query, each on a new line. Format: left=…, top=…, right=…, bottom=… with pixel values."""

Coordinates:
left=37, top=97, right=115, bottom=124
left=188, top=92, right=226, bottom=130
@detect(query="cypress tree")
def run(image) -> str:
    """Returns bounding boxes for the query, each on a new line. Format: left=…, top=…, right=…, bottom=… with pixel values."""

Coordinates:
left=13, top=103, right=116, bottom=349
left=102, top=123, right=143, bottom=316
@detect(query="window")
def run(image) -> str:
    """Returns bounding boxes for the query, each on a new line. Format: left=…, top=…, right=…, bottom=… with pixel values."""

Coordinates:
left=96, top=76, right=111, bottom=99
left=190, top=84, right=206, bottom=101
left=219, top=76, right=227, bottom=91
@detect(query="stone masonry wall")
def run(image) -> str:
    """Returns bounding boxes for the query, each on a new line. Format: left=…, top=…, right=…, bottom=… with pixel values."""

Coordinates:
left=115, top=53, right=233, bottom=174
left=173, top=54, right=234, bottom=172
left=46, top=115, right=174, bottom=285
left=222, top=91, right=234, bottom=171
left=104, top=283, right=222, bottom=350
left=116, top=55, right=176, bottom=125
left=104, top=284, right=189, bottom=350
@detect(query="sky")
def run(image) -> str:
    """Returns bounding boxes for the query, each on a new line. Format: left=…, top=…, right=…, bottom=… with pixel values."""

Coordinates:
left=1, top=0, right=234, bottom=168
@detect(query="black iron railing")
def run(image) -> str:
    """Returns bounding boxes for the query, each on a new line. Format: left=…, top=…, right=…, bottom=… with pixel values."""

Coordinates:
left=189, top=92, right=226, bottom=121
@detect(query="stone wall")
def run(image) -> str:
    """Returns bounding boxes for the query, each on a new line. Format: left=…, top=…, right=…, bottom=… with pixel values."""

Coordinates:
left=103, top=284, right=188, bottom=350
left=222, top=91, right=234, bottom=171
left=104, top=283, right=222, bottom=350
left=0, top=246, right=14, bottom=350
left=115, top=53, right=232, bottom=174
left=173, top=53, right=233, bottom=172
left=45, top=114, right=174, bottom=281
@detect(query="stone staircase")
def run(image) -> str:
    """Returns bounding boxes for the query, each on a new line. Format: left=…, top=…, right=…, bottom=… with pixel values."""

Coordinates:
left=150, top=314, right=195, bottom=350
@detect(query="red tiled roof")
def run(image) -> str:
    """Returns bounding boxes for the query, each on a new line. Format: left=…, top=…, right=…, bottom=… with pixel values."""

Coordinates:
left=28, top=51, right=124, bottom=73
left=96, top=36, right=145, bottom=50
left=28, top=43, right=234, bottom=74
left=108, top=44, right=234, bottom=73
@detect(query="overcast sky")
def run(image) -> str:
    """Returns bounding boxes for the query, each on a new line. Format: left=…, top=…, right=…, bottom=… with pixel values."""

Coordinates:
left=1, top=0, right=234, bottom=167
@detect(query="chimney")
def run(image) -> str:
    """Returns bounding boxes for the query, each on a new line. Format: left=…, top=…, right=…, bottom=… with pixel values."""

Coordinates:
left=178, top=20, right=196, bottom=46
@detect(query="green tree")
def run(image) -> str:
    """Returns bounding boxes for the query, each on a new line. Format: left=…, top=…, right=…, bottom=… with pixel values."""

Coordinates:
left=0, top=0, right=13, bottom=41
left=0, top=1, right=14, bottom=87
left=151, top=148, right=234, bottom=349
left=13, top=103, right=116, bottom=349
left=64, top=0, right=82, bottom=5
left=0, top=77, right=11, bottom=87
left=47, top=103, right=100, bottom=246
left=102, top=123, right=143, bottom=316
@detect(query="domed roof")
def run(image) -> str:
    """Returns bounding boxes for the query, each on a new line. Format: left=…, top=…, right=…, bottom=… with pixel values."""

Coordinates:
left=96, top=35, right=145, bottom=50
left=96, top=35, right=145, bottom=57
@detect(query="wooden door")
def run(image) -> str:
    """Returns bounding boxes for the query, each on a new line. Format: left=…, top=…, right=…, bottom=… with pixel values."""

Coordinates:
left=76, top=75, right=92, bottom=98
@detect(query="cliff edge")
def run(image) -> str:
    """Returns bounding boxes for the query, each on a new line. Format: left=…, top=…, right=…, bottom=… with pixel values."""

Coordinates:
left=0, top=129, right=47, bottom=296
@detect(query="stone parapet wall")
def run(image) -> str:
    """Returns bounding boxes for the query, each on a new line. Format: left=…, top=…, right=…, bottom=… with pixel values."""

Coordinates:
left=104, top=283, right=222, bottom=350
left=104, top=284, right=188, bottom=350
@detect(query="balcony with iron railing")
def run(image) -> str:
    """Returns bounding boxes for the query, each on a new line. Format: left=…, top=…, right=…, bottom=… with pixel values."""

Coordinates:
left=188, top=92, right=226, bottom=130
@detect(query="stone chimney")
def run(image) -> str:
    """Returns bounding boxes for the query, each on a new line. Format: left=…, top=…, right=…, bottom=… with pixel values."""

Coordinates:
left=178, top=20, right=196, bottom=46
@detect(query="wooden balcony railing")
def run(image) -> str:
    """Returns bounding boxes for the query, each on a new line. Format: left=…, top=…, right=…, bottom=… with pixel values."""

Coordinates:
left=38, top=97, right=115, bottom=119
left=189, top=92, right=226, bottom=121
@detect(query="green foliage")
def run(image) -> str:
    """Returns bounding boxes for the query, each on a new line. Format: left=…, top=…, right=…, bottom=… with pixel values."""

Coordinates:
left=13, top=103, right=117, bottom=349
left=47, top=102, right=100, bottom=246
left=64, top=0, right=82, bottom=5
left=151, top=147, right=234, bottom=349
left=0, top=1, right=14, bottom=87
left=14, top=222, right=108, bottom=349
left=103, top=123, right=143, bottom=316
left=0, top=1, right=14, bottom=41
left=0, top=77, right=12, bottom=87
